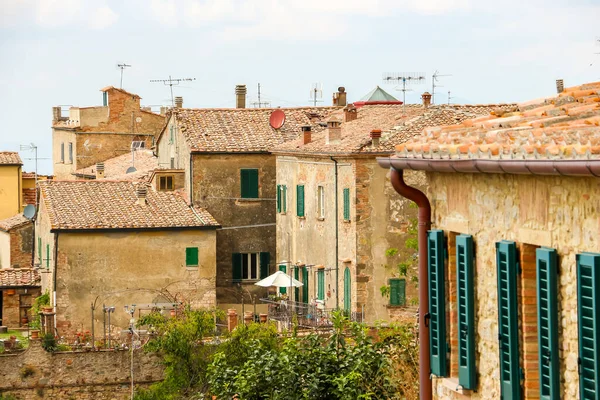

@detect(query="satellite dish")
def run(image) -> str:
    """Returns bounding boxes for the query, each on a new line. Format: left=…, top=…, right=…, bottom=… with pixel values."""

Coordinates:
left=23, top=204, right=36, bottom=220
left=269, top=109, right=286, bottom=129
left=126, top=166, right=137, bottom=174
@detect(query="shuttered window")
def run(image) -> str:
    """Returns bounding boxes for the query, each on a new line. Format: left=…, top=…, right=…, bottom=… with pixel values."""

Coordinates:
left=456, top=234, right=476, bottom=390
left=343, top=188, right=350, bottom=221
left=186, top=247, right=199, bottom=266
left=389, top=278, right=406, bottom=306
left=232, top=253, right=242, bottom=282
left=302, top=267, right=309, bottom=303
left=259, top=252, right=270, bottom=279
left=537, top=247, right=559, bottom=400
left=496, top=240, right=520, bottom=400
left=240, top=169, right=259, bottom=198
left=276, top=184, right=281, bottom=213
left=428, top=229, right=447, bottom=377
left=294, top=267, right=300, bottom=301
left=60, top=143, right=65, bottom=163
left=38, top=237, right=42, bottom=264
left=68, top=142, right=73, bottom=163
left=344, top=267, right=351, bottom=312
left=46, top=244, right=50, bottom=269
left=282, top=185, right=287, bottom=213
left=279, top=265, right=287, bottom=294
left=296, top=185, right=305, bottom=217
left=577, top=252, right=600, bottom=400
left=317, top=269, right=325, bottom=300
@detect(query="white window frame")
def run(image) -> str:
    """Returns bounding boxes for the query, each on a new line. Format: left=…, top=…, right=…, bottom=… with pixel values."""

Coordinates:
left=317, top=185, right=325, bottom=219
left=242, top=252, right=260, bottom=280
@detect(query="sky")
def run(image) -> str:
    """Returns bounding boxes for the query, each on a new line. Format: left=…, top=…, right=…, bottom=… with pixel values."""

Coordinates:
left=1, top=0, right=599, bottom=174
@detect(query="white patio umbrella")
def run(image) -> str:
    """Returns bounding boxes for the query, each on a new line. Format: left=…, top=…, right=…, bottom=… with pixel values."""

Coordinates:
left=254, top=270, right=303, bottom=288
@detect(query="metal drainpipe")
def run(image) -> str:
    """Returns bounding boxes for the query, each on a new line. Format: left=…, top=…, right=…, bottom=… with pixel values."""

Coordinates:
left=330, top=157, right=339, bottom=309
left=389, top=167, right=432, bottom=400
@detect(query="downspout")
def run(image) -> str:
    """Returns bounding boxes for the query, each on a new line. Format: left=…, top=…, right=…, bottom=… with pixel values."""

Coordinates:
left=330, top=156, right=339, bottom=309
left=389, top=167, right=432, bottom=400
left=53, top=232, right=59, bottom=333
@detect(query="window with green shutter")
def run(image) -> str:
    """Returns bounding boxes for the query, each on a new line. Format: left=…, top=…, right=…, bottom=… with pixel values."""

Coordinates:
left=294, top=267, right=300, bottom=301
left=389, top=278, right=406, bottom=306
left=343, top=188, right=350, bottom=221
left=537, top=248, right=559, bottom=400
left=302, top=268, right=309, bottom=303
left=240, top=169, right=259, bottom=198
left=496, top=240, right=520, bottom=400
left=259, top=252, right=270, bottom=279
left=428, top=229, right=447, bottom=377
left=276, top=185, right=281, bottom=213
left=38, top=237, right=42, bottom=264
left=232, top=253, right=242, bottom=282
left=577, top=252, right=600, bottom=400
left=46, top=244, right=50, bottom=269
left=186, top=247, right=199, bottom=266
left=282, top=185, right=287, bottom=213
left=456, top=234, right=476, bottom=390
left=317, top=269, right=325, bottom=300
left=279, top=265, right=287, bottom=294
left=296, top=185, right=305, bottom=217
left=344, top=267, right=351, bottom=312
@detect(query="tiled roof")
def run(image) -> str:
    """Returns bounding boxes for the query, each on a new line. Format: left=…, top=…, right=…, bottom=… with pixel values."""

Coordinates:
left=0, top=214, right=30, bottom=232
left=395, top=82, right=600, bottom=160
left=22, top=188, right=36, bottom=206
left=39, top=180, right=219, bottom=230
left=0, top=268, right=40, bottom=287
left=73, top=149, right=158, bottom=181
left=0, top=152, right=22, bottom=165
left=172, top=107, right=340, bottom=153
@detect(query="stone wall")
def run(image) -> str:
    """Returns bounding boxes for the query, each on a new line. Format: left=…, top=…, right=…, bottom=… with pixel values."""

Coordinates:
left=0, top=338, right=163, bottom=399
left=9, top=222, right=34, bottom=269
left=428, top=172, right=599, bottom=399
left=1, top=287, right=41, bottom=328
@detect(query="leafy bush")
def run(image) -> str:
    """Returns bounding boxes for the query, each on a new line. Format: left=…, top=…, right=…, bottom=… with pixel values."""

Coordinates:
left=41, top=332, right=57, bottom=352
left=29, top=291, right=50, bottom=330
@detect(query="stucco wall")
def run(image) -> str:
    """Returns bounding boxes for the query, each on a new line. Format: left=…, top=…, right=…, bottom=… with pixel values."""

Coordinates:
left=156, top=115, right=191, bottom=198
left=0, top=165, right=22, bottom=219
left=0, top=230, right=10, bottom=268
left=51, top=129, right=77, bottom=180
left=429, top=172, right=600, bottom=399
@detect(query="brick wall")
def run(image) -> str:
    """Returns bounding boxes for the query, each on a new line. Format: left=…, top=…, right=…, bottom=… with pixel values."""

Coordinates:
left=10, top=223, right=33, bottom=268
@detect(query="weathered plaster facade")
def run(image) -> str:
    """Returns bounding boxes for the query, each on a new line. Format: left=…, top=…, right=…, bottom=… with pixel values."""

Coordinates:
left=428, top=172, right=599, bottom=399
left=0, top=221, right=32, bottom=269
left=0, top=164, right=22, bottom=220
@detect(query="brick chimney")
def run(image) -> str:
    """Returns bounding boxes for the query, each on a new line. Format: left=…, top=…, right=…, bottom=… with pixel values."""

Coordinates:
left=136, top=184, right=148, bottom=206
left=556, top=79, right=564, bottom=94
left=96, top=162, right=105, bottom=179
left=52, top=107, right=62, bottom=123
left=343, top=104, right=357, bottom=122
left=421, top=92, right=432, bottom=108
left=235, top=85, right=247, bottom=109
left=326, top=119, right=342, bottom=144
left=302, top=125, right=312, bottom=145
left=333, top=87, right=347, bottom=107
left=174, top=96, right=183, bottom=108
left=370, top=129, right=382, bottom=147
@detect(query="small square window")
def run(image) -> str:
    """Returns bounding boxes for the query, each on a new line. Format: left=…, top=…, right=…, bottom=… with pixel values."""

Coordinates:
left=159, top=176, right=173, bottom=191
left=186, top=247, right=199, bottom=267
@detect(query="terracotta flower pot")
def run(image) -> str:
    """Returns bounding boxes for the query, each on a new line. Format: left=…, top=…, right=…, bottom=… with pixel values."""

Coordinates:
left=30, top=330, right=40, bottom=339
left=42, top=307, right=54, bottom=313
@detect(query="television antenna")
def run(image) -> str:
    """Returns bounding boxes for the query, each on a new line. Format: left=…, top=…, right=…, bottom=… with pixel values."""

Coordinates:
left=19, top=143, right=38, bottom=205
left=432, top=70, right=451, bottom=105
left=447, top=91, right=452, bottom=105
left=150, top=76, right=196, bottom=106
left=592, top=37, right=600, bottom=67
left=251, top=83, right=271, bottom=108
left=382, top=72, right=426, bottom=114
left=309, top=83, right=323, bottom=107
left=117, top=63, right=131, bottom=89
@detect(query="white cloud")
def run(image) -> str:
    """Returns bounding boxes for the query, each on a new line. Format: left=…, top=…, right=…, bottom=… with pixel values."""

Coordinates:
left=89, top=5, right=119, bottom=29
left=149, top=0, right=177, bottom=26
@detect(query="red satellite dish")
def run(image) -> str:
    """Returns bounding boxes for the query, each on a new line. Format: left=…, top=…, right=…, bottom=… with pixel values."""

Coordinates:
left=269, top=109, right=286, bottom=129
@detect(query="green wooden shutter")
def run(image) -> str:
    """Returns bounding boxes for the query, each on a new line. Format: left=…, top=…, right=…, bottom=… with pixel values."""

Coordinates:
left=46, top=244, right=50, bottom=269
left=232, top=253, right=242, bottom=282
left=259, top=252, right=270, bottom=279
left=577, top=252, right=600, bottom=400
left=276, top=185, right=281, bottom=213
left=343, top=188, right=350, bottom=221
left=279, top=265, right=287, bottom=294
left=241, top=169, right=259, bottom=198
left=186, top=247, right=198, bottom=266
left=38, top=237, right=42, bottom=264
left=296, top=185, right=305, bottom=217
left=302, top=268, right=309, bottom=303
left=428, top=229, right=447, bottom=377
left=344, top=267, right=351, bottom=312
left=456, top=234, right=476, bottom=390
left=282, top=185, right=287, bottom=213
left=294, top=267, right=300, bottom=301
left=537, top=248, right=559, bottom=400
left=496, top=241, right=520, bottom=400
left=317, top=269, right=325, bottom=300
left=389, top=278, right=406, bottom=306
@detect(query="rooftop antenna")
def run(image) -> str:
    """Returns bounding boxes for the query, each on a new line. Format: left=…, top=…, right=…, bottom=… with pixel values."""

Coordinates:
left=432, top=70, right=451, bottom=105
left=150, top=76, right=196, bottom=106
left=19, top=143, right=38, bottom=205
left=309, top=83, right=323, bottom=107
left=592, top=37, right=600, bottom=67
left=117, top=63, right=131, bottom=89
left=251, top=83, right=271, bottom=108
left=447, top=90, right=452, bottom=105
left=382, top=72, right=426, bottom=114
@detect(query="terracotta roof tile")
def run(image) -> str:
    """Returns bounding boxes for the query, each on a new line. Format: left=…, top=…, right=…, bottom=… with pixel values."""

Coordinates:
left=0, top=152, right=22, bottom=165
left=73, top=149, right=158, bottom=181
left=0, top=214, right=30, bottom=232
left=0, top=268, right=40, bottom=287
left=22, top=188, right=36, bottom=206
left=39, top=180, right=219, bottom=230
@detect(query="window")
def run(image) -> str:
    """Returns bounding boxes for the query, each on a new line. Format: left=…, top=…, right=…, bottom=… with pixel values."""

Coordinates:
left=186, top=247, right=199, bottom=267
left=282, top=185, right=287, bottom=213
left=294, top=267, right=300, bottom=301
left=169, top=125, right=174, bottom=144
left=296, top=185, right=305, bottom=217
left=428, top=229, right=447, bottom=377
left=343, top=267, right=351, bottom=312
left=343, top=188, right=350, bottom=221
left=317, top=186, right=325, bottom=219
left=389, top=278, right=406, bottom=306
left=232, top=252, right=269, bottom=282
left=38, top=237, right=42, bottom=265
left=279, top=264, right=287, bottom=294
left=170, top=157, right=175, bottom=169
left=60, top=143, right=65, bottom=163
left=46, top=244, right=50, bottom=269
left=159, top=176, right=173, bottom=191
left=456, top=234, right=476, bottom=390
left=102, top=91, right=108, bottom=106
left=317, top=269, right=325, bottom=300
left=302, top=267, right=309, bottom=303
left=576, top=252, right=600, bottom=399
left=277, top=185, right=281, bottom=212
left=496, top=240, right=520, bottom=399
left=276, top=185, right=287, bottom=214
left=68, top=142, right=73, bottom=163
left=240, top=169, right=259, bottom=199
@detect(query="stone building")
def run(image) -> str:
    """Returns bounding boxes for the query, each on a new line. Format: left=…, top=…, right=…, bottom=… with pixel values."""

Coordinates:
left=34, top=180, right=219, bottom=334
left=0, top=268, right=41, bottom=328
left=0, top=152, right=24, bottom=220
left=0, top=214, right=33, bottom=270
left=155, top=85, right=339, bottom=310
left=73, top=149, right=158, bottom=181
left=379, top=81, right=600, bottom=399
left=51, top=86, right=165, bottom=180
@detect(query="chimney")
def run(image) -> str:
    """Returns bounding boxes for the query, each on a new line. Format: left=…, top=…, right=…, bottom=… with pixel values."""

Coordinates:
left=235, top=85, right=247, bottom=109
left=343, top=104, right=357, bottom=122
left=370, top=129, right=382, bottom=147
left=160, top=106, right=168, bottom=116
left=174, top=96, right=183, bottom=108
left=556, top=79, right=564, bottom=94
left=96, top=162, right=105, bottom=179
left=136, top=184, right=148, bottom=206
left=302, top=125, right=312, bottom=145
left=421, top=92, right=432, bottom=108
left=326, top=119, right=342, bottom=144
left=52, top=107, right=62, bottom=123
left=333, top=87, right=347, bottom=107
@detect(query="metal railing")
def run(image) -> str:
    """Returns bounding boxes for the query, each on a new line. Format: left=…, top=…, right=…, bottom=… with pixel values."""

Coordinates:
left=259, top=298, right=364, bottom=328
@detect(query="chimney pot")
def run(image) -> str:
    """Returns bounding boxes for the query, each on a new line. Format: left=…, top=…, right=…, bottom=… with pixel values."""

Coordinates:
left=96, top=162, right=105, bottom=179
left=136, top=185, right=148, bottom=205
left=333, top=86, right=347, bottom=107
left=235, top=85, right=247, bottom=109
left=302, top=125, right=312, bottom=145
left=370, top=129, right=382, bottom=147
left=174, top=96, right=183, bottom=108
left=556, top=79, right=564, bottom=94
left=421, top=92, right=432, bottom=108
left=326, top=119, right=342, bottom=144
left=343, top=104, right=357, bottom=122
